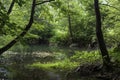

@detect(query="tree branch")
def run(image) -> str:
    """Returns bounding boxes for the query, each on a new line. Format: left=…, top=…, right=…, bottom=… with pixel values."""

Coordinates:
left=35, top=0, right=54, bottom=5
left=0, top=0, right=36, bottom=55
left=100, top=3, right=120, bottom=11
left=7, top=0, right=15, bottom=15
left=0, top=0, right=15, bottom=34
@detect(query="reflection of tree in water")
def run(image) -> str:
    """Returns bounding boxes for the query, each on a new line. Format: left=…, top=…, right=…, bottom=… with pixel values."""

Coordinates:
left=0, top=67, right=9, bottom=79
left=47, top=71, right=61, bottom=80
left=10, top=65, right=62, bottom=80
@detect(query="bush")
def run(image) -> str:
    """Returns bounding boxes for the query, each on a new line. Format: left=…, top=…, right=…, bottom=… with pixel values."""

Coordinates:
left=49, top=29, right=70, bottom=46
left=10, top=42, right=29, bottom=52
left=70, top=51, right=101, bottom=64
left=0, top=35, right=13, bottom=48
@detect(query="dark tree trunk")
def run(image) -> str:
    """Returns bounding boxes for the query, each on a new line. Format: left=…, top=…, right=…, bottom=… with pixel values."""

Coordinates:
left=94, top=0, right=111, bottom=69
left=0, top=0, right=15, bottom=34
left=0, top=0, right=36, bottom=55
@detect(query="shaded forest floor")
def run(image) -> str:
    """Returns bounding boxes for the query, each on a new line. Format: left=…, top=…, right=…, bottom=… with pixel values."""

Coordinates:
left=0, top=45, right=120, bottom=80
left=66, top=62, right=120, bottom=80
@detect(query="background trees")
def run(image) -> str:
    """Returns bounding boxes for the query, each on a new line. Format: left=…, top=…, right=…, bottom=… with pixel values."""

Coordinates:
left=0, top=0, right=120, bottom=54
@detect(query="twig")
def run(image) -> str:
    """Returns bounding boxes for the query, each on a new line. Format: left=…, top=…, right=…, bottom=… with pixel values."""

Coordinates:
left=36, top=0, right=54, bottom=5
left=100, top=3, right=119, bottom=11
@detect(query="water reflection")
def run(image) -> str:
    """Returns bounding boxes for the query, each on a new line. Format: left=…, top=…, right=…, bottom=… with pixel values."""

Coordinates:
left=0, top=45, right=99, bottom=80
left=8, top=66, right=63, bottom=80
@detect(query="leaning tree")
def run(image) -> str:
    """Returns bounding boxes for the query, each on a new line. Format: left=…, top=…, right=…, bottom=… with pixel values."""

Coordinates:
left=94, top=0, right=111, bottom=70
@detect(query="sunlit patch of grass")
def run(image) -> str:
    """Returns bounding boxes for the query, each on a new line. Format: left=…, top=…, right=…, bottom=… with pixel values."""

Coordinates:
left=70, top=50, right=102, bottom=64
left=28, top=59, right=79, bottom=71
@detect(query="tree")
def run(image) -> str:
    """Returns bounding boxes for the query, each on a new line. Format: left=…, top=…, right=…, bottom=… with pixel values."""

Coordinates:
left=94, top=0, right=111, bottom=69
left=49, top=0, right=95, bottom=46
left=0, top=0, right=54, bottom=55
left=68, top=2, right=73, bottom=43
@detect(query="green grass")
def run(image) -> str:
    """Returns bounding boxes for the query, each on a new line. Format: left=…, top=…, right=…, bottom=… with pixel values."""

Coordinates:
left=26, top=50, right=102, bottom=72
left=28, top=59, right=79, bottom=71
left=70, top=50, right=102, bottom=64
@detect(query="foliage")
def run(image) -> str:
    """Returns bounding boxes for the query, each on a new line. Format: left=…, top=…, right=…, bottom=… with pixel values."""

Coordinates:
left=49, top=29, right=69, bottom=45
left=109, top=48, right=120, bottom=63
left=0, top=35, right=13, bottom=48
left=0, top=0, right=119, bottom=80
left=1, top=0, right=120, bottom=79
left=28, top=59, right=79, bottom=71
left=0, top=0, right=120, bottom=47
left=70, top=50, right=102, bottom=63
left=10, top=42, right=29, bottom=52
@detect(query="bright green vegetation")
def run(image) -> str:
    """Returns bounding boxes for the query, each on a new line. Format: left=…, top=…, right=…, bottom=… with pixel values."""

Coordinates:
left=29, top=59, right=78, bottom=70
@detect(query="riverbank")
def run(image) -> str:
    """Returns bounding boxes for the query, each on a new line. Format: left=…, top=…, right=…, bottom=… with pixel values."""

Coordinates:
left=0, top=45, right=120, bottom=80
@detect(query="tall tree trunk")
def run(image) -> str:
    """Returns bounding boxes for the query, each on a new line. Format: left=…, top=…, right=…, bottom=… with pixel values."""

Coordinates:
left=0, top=0, right=15, bottom=34
left=0, top=0, right=36, bottom=55
left=94, top=0, right=111, bottom=69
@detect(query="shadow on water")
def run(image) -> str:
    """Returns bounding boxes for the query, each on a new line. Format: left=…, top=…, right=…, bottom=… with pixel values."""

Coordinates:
left=0, top=64, right=100, bottom=80
left=11, top=67, right=62, bottom=80
left=0, top=64, right=63, bottom=80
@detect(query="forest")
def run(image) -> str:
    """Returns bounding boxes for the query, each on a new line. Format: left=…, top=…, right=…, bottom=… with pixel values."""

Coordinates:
left=0, top=0, right=120, bottom=80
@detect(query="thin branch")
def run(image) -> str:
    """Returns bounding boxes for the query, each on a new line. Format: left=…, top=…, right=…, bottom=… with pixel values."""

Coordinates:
left=7, top=0, right=15, bottom=14
left=36, top=0, right=54, bottom=5
left=100, top=3, right=120, bottom=11
left=0, top=0, right=15, bottom=35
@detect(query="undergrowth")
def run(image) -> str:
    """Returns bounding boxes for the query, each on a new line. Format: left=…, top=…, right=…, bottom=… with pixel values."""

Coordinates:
left=28, top=59, right=79, bottom=71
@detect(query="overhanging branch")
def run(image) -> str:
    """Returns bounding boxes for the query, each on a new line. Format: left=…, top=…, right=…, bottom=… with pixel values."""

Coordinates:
left=0, top=0, right=36, bottom=55
left=36, top=0, right=54, bottom=5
